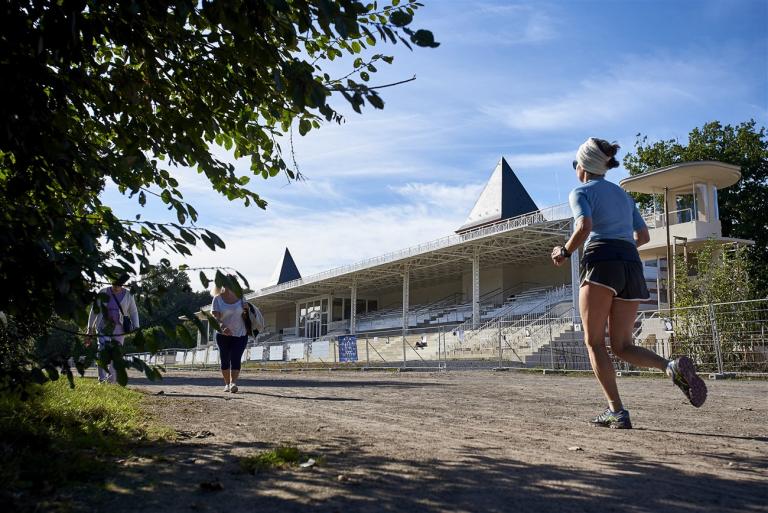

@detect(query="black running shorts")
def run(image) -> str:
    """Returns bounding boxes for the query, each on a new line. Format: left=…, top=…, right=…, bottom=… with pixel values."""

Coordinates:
left=580, top=260, right=650, bottom=301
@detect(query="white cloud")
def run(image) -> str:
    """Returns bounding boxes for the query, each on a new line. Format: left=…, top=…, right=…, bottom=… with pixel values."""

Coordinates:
left=156, top=201, right=469, bottom=291
left=280, top=111, right=472, bottom=179
left=456, top=4, right=558, bottom=45
left=482, top=54, right=745, bottom=131
left=391, top=182, right=484, bottom=210
left=505, top=151, right=574, bottom=169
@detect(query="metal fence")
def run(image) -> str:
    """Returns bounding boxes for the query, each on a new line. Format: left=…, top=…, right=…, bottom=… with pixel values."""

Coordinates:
left=631, top=299, right=768, bottom=376
left=127, top=299, right=768, bottom=377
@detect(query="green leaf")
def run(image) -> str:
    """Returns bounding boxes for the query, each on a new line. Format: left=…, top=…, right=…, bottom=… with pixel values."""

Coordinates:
left=176, top=206, right=187, bottom=224
left=298, top=119, right=312, bottom=136
left=367, top=93, right=384, bottom=109
left=235, top=270, right=250, bottom=290
left=179, top=228, right=197, bottom=244
left=411, top=29, right=439, bottom=48
left=201, top=232, right=216, bottom=251
left=176, top=324, right=196, bottom=346
left=389, top=10, right=413, bottom=27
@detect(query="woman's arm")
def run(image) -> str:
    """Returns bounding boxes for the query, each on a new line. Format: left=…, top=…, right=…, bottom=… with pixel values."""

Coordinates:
left=210, top=297, right=232, bottom=335
left=86, top=303, right=98, bottom=334
left=634, top=226, right=650, bottom=247
left=552, top=216, right=592, bottom=266
left=127, top=293, right=140, bottom=329
left=86, top=289, right=105, bottom=334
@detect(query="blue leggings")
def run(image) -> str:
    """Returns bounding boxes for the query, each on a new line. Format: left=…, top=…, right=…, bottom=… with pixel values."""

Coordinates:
left=216, top=334, right=247, bottom=370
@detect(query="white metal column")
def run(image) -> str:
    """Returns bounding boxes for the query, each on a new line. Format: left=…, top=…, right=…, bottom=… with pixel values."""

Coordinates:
left=350, top=283, right=357, bottom=335
left=569, top=217, right=580, bottom=324
left=402, top=269, right=410, bottom=334
left=570, top=246, right=580, bottom=324
left=472, top=248, right=480, bottom=329
left=295, top=303, right=301, bottom=337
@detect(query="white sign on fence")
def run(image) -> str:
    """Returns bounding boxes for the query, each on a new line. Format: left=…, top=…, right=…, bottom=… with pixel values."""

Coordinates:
left=311, top=340, right=330, bottom=359
left=184, top=351, right=195, bottom=365
left=269, top=345, right=284, bottom=361
left=175, top=351, right=185, bottom=363
left=287, top=343, right=304, bottom=360
left=248, top=346, right=264, bottom=361
left=195, top=349, right=207, bottom=364
left=206, top=349, right=219, bottom=365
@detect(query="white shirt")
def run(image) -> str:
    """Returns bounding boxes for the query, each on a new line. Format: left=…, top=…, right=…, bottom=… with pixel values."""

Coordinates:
left=87, top=286, right=140, bottom=334
left=211, top=295, right=246, bottom=337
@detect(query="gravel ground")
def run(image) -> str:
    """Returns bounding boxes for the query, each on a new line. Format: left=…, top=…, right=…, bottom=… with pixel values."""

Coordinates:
left=72, top=369, right=767, bottom=513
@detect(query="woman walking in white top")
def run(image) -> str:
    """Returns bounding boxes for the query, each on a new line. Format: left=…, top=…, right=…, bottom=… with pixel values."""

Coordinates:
left=86, top=274, right=140, bottom=383
left=211, top=278, right=249, bottom=393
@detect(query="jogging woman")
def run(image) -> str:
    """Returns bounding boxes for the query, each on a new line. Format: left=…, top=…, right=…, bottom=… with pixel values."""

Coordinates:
left=551, top=137, right=707, bottom=429
left=211, top=279, right=249, bottom=393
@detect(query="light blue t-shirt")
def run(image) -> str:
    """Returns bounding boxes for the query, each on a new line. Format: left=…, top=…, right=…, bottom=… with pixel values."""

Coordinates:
left=568, top=177, right=646, bottom=245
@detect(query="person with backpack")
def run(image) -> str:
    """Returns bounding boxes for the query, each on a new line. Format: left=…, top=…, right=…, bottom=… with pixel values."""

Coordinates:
left=86, top=274, right=140, bottom=384
left=551, top=137, right=707, bottom=428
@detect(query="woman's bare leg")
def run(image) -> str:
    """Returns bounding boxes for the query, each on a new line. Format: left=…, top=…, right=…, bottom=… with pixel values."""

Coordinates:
left=580, top=283, right=623, bottom=411
left=608, top=300, right=668, bottom=371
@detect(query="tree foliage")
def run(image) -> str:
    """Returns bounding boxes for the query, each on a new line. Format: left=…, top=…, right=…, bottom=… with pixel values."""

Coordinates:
left=0, top=0, right=437, bottom=390
left=624, top=120, right=768, bottom=296
left=670, top=240, right=761, bottom=372
left=673, top=240, right=753, bottom=308
left=126, top=264, right=211, bottom=352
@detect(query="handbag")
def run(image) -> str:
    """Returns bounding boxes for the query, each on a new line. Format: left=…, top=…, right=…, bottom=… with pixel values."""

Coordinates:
left=241, top=299, right=253, bottom=335
left=241, top=299, right=265, bottom=337
left=111, top=290, right=133, bottom=333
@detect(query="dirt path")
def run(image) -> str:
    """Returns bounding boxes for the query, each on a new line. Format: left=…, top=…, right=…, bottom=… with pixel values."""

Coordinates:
left=74, top=370, right=766, bottom=513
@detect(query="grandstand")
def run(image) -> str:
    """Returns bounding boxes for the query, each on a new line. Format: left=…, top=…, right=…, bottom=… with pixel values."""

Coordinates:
left=190, top=158, right=748, bottom=370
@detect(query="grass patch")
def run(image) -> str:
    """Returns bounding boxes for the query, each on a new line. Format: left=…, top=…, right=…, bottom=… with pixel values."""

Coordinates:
left=0, top=377, right=173, bottom=509
left=240, top=446, right=324, bottom=474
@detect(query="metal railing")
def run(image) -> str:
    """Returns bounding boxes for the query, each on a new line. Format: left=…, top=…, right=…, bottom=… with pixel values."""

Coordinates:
left=126, top=298, right=768, bottom=377
left=452, top=284, right=571, bottom=339
left=642, top=208, right=694, bottom=229
left=249, top=203, right=571, bottom=298
left=632, top=299, right=768, bottom=375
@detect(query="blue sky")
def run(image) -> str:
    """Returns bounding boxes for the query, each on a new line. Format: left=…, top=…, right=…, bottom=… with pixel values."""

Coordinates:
left=104, top=0, right=768, bottom=290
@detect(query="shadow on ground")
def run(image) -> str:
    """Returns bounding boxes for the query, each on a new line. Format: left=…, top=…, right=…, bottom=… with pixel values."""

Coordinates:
left=70, top=434, right=767, bottom=513
left=131, top=375, right=448, bottom=390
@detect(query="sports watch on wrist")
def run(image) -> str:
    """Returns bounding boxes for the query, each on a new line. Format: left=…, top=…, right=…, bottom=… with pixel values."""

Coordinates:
left=559, top=246, right=571, bottom=259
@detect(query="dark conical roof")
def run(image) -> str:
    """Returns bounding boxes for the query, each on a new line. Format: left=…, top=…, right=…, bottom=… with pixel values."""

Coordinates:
left=267, top=248, right=302, bottom=286
left=456, top=157, right=538, bottom=233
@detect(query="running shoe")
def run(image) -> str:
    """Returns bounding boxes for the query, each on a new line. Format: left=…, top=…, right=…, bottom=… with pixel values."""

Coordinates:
left=668, top=356, right=707, bottom=407
left=223, top=383, right=231, bottom=392
left=229, top=383, right=238, bottom=394
left=590, top=408, right=632, bottom=429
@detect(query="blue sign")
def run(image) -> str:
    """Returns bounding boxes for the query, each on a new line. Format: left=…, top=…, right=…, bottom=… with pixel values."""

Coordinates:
left=338, top=335, right=358, bottom=362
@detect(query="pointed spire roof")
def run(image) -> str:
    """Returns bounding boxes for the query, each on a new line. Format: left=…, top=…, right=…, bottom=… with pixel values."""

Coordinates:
left=267, top=248, right=302, bottom=286
left=456, top=157, right=538, bottom=233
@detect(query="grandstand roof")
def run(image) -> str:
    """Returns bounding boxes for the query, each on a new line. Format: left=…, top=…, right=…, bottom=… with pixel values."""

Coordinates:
left=245, top=204, right=572, bottom=308
left=620, top=161, right=741, bottom=194
left=456, top=157, right=538, bottom=232
left=266, top=247, right=302, bottom=286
